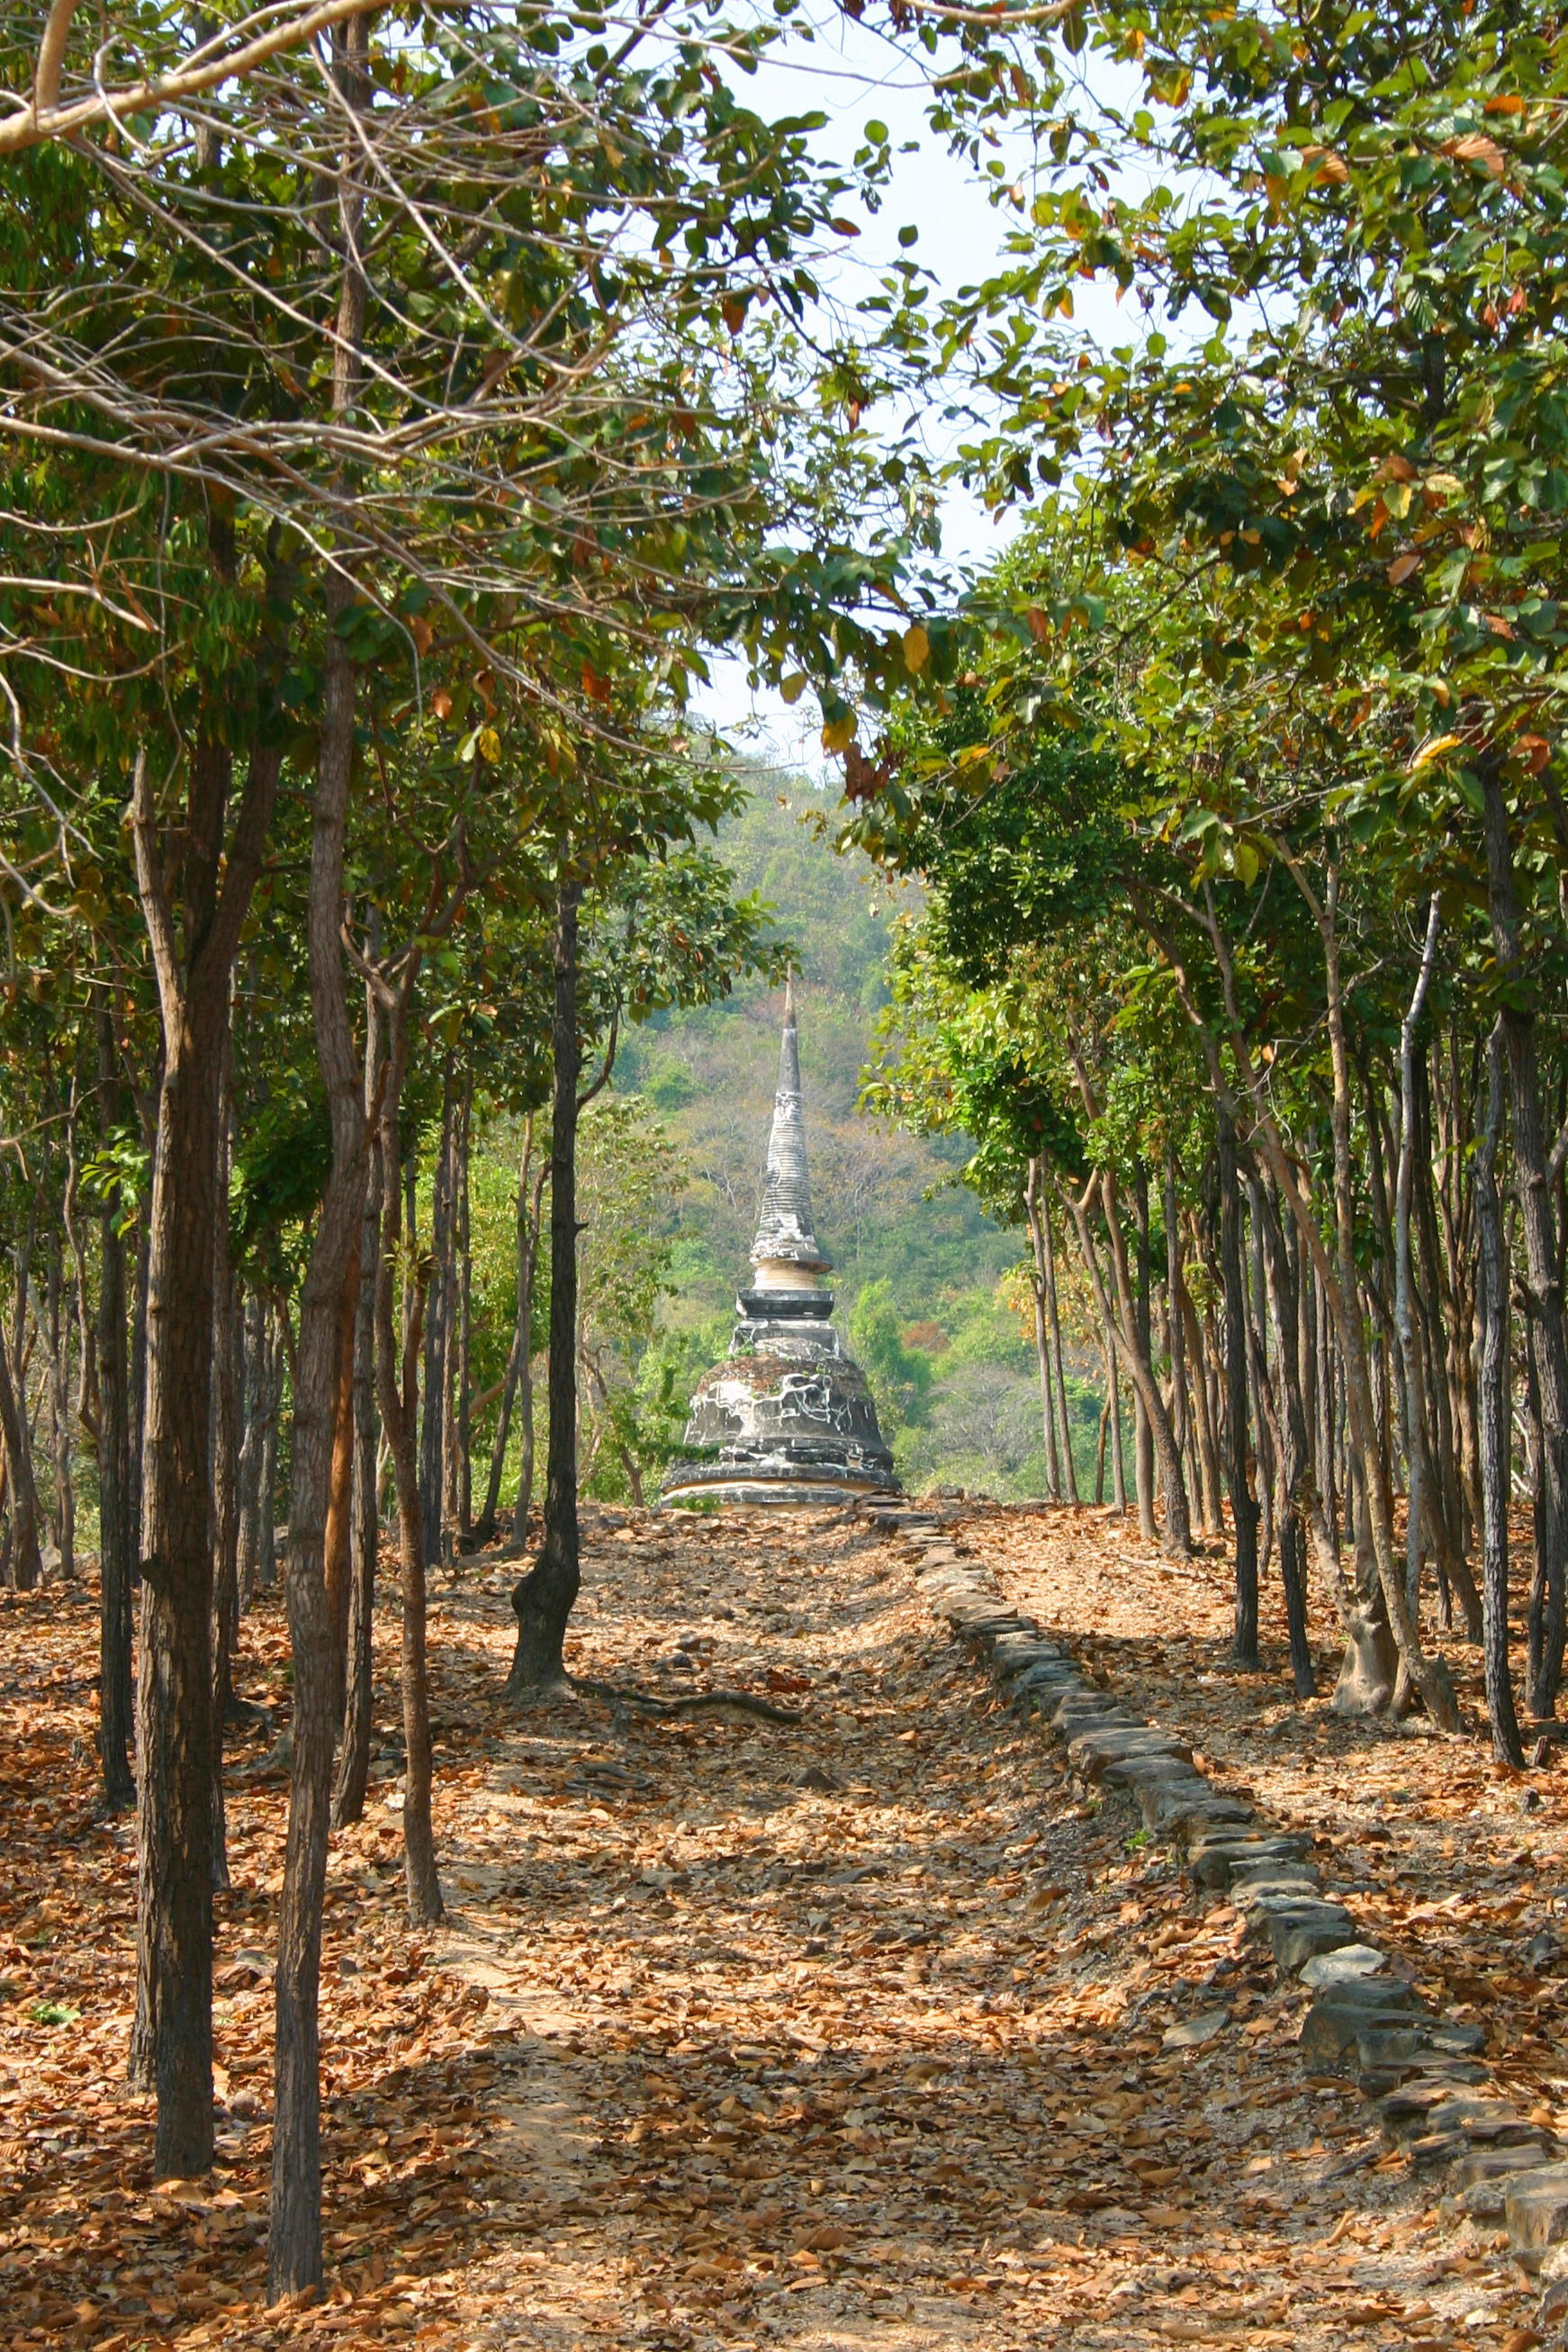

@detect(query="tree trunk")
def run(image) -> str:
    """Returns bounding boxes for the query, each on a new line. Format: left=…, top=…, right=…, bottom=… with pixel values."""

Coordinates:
left=210, top=1112, right=239, bottom=1896
left=454, top=1070, right=473, bottom=1546
left=1130, top=1167, right=1157, bottom=1541
left=45, top=1243, right=74, bottom=1579
left=1077, top=1171, right=1192, bottom=1554
left=371, top=989, right=443, bottom=1925
left=267, top=66, right=373, bottom=2279
left=1165, top=1152, right=1189, bottom=1509
left=1482, top=760, right=1568, bottom=1719
left=419, top=1049, right=457, bottom=1571
left=1476, top=1019, right=1524, bottom=1765
left=96, top=1007, right=136, bottom=1813
left=237, top=1293, right=266, bottom=1610
left=130, top=717, right=283, bottom=2169
left=333, top=1050, right=383, bottom=1832
left=1249, top=1171, right=1317, bottom=1697
left=1040, top=1183, right=1078, bottom=1504
left=477, top=1119, right=545, bottom=1545
left=0, top=1302, right=42, bottom=1590
left=1217, top=1111, right=1260, bottom=1666
left=1179, top=1274, right=1222, bottom=1536
left=1023, top=1159, right=1060, bottom=1499
left=257, top=1306, right=281, bottom=1591
left=508, top=877, right=584, bottom=1694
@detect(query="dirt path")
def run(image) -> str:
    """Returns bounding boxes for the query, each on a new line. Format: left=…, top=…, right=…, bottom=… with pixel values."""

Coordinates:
left=0, top=1504, right=1547, bottom=2348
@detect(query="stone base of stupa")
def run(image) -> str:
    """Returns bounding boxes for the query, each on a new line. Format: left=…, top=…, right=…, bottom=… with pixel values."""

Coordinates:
left=661, top=1458, right=897, bottom=1509
left=660, top=1298, right=899, bottom=1510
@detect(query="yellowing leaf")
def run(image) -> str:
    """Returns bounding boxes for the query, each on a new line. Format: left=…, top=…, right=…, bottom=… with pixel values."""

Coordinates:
left=431, top=688, right=453, bottom=721
left=822, top=713, right=856, bottom=754
left=902, top=624, right=931, bottom=675
left=477, top=726, right=501, bottom=763
left=1232, top=840, right=1260, bottom=888
left=1313, top=153, right=1349, bottom=185
left=1485, top=93, right=1525, bottom=116
left=1387, top=552, right=1422, bottom=585
left=1410, top=734, right=1463, bottom=772
left=779, top=672, right=807, bottom=707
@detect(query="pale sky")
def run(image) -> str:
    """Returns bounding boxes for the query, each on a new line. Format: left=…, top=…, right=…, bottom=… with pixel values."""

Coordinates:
left=693, top=8, right=1148, bottom=768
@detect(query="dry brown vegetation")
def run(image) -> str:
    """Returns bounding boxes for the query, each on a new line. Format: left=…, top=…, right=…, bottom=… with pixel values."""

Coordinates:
left=1, top=1502, right=1557, bottom=2348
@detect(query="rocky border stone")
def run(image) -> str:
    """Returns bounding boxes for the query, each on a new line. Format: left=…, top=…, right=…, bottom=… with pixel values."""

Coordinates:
left=861, top=1500, right=1568, bottom=2335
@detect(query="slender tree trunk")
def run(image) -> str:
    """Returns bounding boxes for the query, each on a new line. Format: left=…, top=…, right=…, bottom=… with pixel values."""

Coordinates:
left=1482, top=761, right=1568, bottom=1719
left=0, top=1308, right=41, bottom=1590
left=1040, top=1186, right=1078, bottom=1504
left=1217, top=1111, right=1260, bottom=1666
left=45, top=1244, right=74, bottom=1578
left=131, top=1215, right=149, bottom=1572
left=1023, top=1160, right=1060, bottom=1499
left=1247, top=1207, right=1276, bottom=1582
left=1476, top=1020, right=1525, bottom=1766
left=508, top=876, right=584, bottom=1694
left=237, top=1293, right=266, bottom=1609
left=1250, top=1172, right=1317, bottom=1697
left=1395, top=899, right=1441, bottom=1631
left=1076, top=1171, right=1193, bottom=1554
left=334, top=1028, right=383, bottom=1831
left=257, top=1307, right=281, bottom=1591
left=1180, top=1277, right=1221, bottom=1536
left=454, top=1071, right=473, bottom=1545
left=268, top=46, right=373, bottom=2282
left=371, top=991, right=443, bottom=1924
left=1165, top=1151, right=1188, bottom=1500
left=478, top=1122, right=545, bottom=1545
left=96, top=1008, right=136, bottom=1813
left=210, top=1095, right=239, bottom=1895
left=419, top=1050, right=457, bottom=1570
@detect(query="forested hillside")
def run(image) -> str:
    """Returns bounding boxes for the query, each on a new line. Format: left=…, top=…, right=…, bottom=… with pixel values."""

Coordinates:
left=608, top=783, right=1106, bottom=1500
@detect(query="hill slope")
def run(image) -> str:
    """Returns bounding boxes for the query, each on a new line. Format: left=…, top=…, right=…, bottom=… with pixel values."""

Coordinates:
left=615, top=783, right=1102, bottom=1497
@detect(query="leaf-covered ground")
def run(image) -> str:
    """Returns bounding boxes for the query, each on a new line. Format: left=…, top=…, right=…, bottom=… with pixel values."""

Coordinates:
left=0, top=1502, right=1553, bottom=2348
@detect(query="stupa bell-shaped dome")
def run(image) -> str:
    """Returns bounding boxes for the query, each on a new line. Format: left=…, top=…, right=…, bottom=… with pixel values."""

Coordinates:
left=662, top=981, right=900, bottom=1509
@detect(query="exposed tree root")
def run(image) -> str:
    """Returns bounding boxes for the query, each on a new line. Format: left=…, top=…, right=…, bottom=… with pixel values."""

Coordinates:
left=573, top=1678, right=806, bottom=1726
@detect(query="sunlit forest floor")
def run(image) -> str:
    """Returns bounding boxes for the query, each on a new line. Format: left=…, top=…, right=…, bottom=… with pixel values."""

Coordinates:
left=0, top=1505, right=1560, bottom=2348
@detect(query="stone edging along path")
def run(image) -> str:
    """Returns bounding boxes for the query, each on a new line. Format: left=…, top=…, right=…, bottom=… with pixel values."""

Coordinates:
left=863, top=1500, right=1568, bottom=2331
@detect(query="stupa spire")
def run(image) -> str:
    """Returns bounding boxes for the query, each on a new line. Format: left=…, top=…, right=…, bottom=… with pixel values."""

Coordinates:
left=751, top=973, right=829, bottom=1280
left=662, top=972, right=898, bottom=1507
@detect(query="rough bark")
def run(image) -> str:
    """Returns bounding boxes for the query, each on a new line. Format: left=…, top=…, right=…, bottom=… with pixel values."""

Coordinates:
left=267, top=43, right=373, bottom=2279
left=131, top=720, right=283, bottom=2175
left=508, top=877, right=584, bottom=1694
left=1249, top=1171, right=1318, bottom=1698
